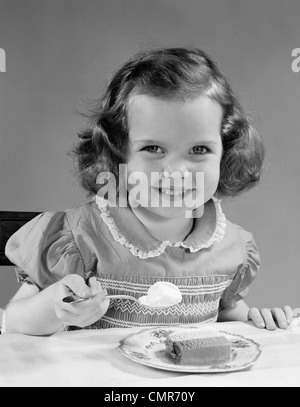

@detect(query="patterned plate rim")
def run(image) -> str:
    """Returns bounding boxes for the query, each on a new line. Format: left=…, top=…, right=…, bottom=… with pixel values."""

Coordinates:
left=119, top=326, right=262, bottom=373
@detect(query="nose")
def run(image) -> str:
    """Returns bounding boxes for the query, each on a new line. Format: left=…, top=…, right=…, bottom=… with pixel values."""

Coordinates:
left=163, top=158, right=189, bottom=178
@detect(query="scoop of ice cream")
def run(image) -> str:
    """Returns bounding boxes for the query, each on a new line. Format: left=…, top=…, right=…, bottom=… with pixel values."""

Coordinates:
left=138, top=282, right=182, bottom=308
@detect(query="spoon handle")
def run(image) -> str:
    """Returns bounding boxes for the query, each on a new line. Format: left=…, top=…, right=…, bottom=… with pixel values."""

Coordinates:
left=106, top=295, right=139, bottom=303
left=62, top=294, right=139, bottom=304
left=62, top=295, right=89, bottom=304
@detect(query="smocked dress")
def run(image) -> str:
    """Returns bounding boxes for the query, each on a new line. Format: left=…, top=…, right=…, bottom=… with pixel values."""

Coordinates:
left=5, top=196, right=260, bottom=329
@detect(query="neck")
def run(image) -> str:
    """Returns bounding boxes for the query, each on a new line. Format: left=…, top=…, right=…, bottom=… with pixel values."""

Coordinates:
left=129, top=205, right=194, bottom=244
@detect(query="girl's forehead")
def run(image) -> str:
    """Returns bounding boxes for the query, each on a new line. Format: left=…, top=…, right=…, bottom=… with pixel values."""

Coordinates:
left=128, top=94, right=223, bottom=142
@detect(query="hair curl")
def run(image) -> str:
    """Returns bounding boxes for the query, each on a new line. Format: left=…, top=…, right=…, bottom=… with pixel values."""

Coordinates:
left=72, top=47, right=264, bottom=198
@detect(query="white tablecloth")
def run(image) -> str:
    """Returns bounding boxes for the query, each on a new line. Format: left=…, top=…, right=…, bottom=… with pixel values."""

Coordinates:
left=0, top=320, right=300, bottom=387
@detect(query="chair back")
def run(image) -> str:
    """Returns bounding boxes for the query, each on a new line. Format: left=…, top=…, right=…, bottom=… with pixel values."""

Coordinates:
left=0, top=212, right=41, bottom=265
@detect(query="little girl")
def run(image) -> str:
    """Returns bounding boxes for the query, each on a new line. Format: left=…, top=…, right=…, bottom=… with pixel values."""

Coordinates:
left=4, top=47, right=293, bottom=335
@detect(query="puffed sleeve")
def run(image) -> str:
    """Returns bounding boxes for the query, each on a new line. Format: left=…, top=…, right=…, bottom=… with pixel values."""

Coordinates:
left=5, top=212, right=86, bottom=290
left=220, top=227, right=261, bottom=309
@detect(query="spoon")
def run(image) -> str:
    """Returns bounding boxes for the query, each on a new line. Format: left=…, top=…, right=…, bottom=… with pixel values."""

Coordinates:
left=62, top=294, right=180, bottom=309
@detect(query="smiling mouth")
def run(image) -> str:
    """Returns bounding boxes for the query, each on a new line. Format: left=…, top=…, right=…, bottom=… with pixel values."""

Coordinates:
left=153, top=187, right=195, bottom=198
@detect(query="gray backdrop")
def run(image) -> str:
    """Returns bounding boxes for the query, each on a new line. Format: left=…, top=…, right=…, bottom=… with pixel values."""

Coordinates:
left=0, top=0, right=299, bottom=309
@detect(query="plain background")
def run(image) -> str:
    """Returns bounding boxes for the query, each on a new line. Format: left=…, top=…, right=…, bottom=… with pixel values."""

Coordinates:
left=0, top=0, right=299, bottom=310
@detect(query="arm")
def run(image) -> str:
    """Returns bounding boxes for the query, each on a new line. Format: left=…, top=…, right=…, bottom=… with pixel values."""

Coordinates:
left=4, top=282, right=65, bottom=335
left=218, top=299, right=293, bottom=330
left=4, top=275, right=110, bottom=336
left=218, top=299, right=249, bottom=323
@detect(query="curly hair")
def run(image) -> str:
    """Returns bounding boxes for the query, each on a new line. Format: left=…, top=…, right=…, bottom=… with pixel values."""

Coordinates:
left=72, top=47, right=264, bottom=198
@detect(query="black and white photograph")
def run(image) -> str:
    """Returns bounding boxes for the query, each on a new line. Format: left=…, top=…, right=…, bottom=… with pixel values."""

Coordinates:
left=0, top=0, right=299, bottom=388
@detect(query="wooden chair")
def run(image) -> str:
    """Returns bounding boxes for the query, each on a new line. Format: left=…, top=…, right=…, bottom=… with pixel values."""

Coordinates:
left=0, top=212, right=41, bottom=266
left=0, top=211, right=42, bottom=332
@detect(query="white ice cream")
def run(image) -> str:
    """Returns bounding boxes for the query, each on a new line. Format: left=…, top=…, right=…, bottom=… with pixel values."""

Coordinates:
left=138, top=282, right=182, bottom=308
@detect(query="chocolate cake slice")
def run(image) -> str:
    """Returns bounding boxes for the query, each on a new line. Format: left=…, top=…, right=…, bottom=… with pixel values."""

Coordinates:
left=165, top=330, right=231, bottom=366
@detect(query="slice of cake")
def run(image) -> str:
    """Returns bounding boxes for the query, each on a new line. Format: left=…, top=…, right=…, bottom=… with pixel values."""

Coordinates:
left=165, top=330, right=231, bottom=366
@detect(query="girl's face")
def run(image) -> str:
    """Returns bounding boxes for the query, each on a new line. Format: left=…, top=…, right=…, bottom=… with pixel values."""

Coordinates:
left=126, top=94, right=223, bottom=219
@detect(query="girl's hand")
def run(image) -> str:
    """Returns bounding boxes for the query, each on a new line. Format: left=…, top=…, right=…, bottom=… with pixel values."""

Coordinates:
left=248, top=306, right=293, bottom=330
left=54, top=275, right=110, bottom=329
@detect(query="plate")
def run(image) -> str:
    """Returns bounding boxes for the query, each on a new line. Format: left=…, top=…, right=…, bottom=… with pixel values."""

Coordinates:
left=119, top=326, right=262, bottom=373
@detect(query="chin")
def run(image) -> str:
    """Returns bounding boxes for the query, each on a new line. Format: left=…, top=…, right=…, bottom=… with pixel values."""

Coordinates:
left=145, top=205, right=195, bottom=220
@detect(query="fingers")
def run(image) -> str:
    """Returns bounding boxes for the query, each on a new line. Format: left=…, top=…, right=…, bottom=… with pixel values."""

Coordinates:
left=88, top=277, right=107, bottom=297
left=75, top=298, right=110, bottom=328
left=55, top=275, right=110, bottom=328
left=249, top=306, right=293, bottom=331
left=271, top=306, right=293, bottom=328
left=248, top=308, right=277, bottom=330
left=283, top=305, right=293, bottom=324
left=58, top=295, right=110, bottom=327
left=61, top=274, right=92, bottom=299
left=248, top=308, right=266, bottom=329
left=271, top=308, right=288, bottom=330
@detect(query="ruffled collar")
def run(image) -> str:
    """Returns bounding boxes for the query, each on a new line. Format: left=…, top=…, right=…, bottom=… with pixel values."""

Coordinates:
left=93, top=195, right=227, bottom=259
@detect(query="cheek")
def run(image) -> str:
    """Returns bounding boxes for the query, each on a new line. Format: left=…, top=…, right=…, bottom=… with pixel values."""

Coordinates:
left=206, top=163, right=220, bottom=182
left=200, top=161, right=221, bottom=197
left=127, top=158, right=159, bottom=185
left=126, top=161, right=153, bottom=198
left=127, top=157, right=151, bottom=174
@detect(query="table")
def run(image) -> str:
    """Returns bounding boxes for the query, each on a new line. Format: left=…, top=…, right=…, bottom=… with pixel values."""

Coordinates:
left=0, top=320, right=300, bottom=387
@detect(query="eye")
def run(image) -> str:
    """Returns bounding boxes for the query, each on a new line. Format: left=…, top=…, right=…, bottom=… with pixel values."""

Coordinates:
left=142, top=145, right=164, bottom=154
left=191, top=146, right=209, bottom=155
